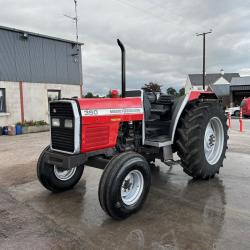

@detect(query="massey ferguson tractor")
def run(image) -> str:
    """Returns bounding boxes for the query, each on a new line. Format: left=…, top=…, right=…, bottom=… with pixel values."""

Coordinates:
left=37, top=40, right=228, bottom=220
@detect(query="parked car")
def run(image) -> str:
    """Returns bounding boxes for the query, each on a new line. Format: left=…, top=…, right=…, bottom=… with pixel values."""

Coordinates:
left=225, top=106, right=240, bottom=117
left=241, top=98, right=250, bottom=118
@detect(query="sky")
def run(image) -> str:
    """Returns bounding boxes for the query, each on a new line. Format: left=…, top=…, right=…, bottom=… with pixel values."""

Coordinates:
left=0, top=0, right=250, bottom=95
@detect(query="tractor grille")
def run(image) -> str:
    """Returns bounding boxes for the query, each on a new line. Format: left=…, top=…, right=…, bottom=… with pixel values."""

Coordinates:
left=50, top=102, right=75, bottom=153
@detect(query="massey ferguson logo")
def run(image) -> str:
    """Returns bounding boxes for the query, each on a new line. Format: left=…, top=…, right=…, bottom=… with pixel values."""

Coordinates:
left=53, top=108, right=57, bottom=113
left=82, top=108, right=143, bottom=116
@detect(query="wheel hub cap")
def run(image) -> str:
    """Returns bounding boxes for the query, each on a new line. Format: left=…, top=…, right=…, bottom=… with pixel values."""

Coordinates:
left=54, top=166, right=77, bottom=181
left=121, top=170, right=144, bottom=206
left=204, top=117, right=224, bottom=165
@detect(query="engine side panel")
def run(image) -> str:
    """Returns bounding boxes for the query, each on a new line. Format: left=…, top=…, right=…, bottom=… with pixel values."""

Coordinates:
left=81, top=123, right=120, bottom=152
left=78, top=97, right=143, bottom=153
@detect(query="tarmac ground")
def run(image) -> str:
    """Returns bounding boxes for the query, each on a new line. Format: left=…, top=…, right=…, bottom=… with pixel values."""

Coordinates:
left=0, top=121, right=250, bottom=250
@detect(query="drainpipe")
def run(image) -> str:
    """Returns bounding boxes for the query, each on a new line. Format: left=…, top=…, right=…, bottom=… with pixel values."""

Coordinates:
left=19, top=81, right=24, bottom=123
left=80, top=83, right=83, bottom=98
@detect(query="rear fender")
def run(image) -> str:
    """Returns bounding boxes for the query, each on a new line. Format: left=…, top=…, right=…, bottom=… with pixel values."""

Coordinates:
left=170, top=91, right=217, bottom=144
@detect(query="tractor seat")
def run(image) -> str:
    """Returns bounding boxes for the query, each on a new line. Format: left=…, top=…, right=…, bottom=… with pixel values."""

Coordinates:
left=150, top=94, right=174, bottom=116
left=156, top=94, right=174, bottom=105
left=151, top=104, right=171, bottom=115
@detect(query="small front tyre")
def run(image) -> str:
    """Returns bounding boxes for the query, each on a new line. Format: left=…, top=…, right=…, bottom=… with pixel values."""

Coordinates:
left=37, top=146, right=84, bottom=192
left=98, top=152, right=151, bottom=220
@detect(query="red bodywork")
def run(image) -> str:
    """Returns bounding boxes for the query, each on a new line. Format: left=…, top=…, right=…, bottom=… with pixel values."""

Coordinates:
left=77, top=90, right=214, bottom=153
left=78, top=97, right=143, bottom=153
left=241, top=98, right=250, bottom=116
left=188, top=90, right=215, bottom=101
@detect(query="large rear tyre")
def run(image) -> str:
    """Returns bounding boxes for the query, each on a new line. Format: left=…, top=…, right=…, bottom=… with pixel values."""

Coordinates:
left=175, top=101, right=228, bottom=179
left=37, top=146, right=84, bottom=192
left=98, top=152, right=151, bottom=220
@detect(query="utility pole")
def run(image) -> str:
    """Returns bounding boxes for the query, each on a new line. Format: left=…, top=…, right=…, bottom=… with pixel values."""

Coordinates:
left=64, top=0, right=83, bottom=97
left=196, top=30, right=212, bottom=91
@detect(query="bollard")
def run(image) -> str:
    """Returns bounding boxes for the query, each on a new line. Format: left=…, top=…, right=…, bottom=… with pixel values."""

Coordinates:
left=240, top=108, right=243, bottom=132
left=228, top=112, right=231, bottom=128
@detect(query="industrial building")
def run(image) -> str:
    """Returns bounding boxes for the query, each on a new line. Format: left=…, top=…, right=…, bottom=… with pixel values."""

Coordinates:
left=0, top=26, right=83, bottom=127
left=230, top=76, right=250, bottom=106
left=185, top=70, right=240, bottom=107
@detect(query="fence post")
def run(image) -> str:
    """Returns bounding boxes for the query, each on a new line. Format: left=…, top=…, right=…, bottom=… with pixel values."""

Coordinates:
left=240, top=108, right=243, bottom=132
left=228, top=112, right=231, bottom=128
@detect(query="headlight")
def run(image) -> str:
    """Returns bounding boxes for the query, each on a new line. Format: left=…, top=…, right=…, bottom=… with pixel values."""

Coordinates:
left=64, top=119, right=73, bottom=128
left=52, top=118, right=60, bottom=127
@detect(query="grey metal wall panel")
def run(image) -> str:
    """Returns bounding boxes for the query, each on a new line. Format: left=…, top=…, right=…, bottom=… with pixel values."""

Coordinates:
left=0, top=28, right=82, bottom=85
left=42, top=38, right=57, bottom=83
left=29, top=36, right=45, bottom=82
left=0, top=30, right=17, bottom=81
left=15, top=33, right=32, bottom=82
left=231, top=85, right=250, bottom=91
left=55, top=41, right=68, bottom=83
left=66, top=44, right=80, bottom=84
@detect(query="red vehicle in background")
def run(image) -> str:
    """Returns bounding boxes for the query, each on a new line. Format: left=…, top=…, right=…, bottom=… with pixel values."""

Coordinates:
left=241, top=98, right=250, bottom=117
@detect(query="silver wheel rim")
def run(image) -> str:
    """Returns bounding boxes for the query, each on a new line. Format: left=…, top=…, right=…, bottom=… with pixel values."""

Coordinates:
left=121, top=170, right=144, bottom=206
left=204, top=117, right=224, bottom=165
left=54, top=166, right=77, bottom=181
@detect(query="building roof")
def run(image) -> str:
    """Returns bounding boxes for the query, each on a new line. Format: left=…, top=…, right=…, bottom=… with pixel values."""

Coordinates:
left=210, top=84, right=230, bottom=97
left=189, top=73, right=239, bottom=86
left=0, top=25, right=84, bottom=45
left=231, top=76, right=250, bottom=86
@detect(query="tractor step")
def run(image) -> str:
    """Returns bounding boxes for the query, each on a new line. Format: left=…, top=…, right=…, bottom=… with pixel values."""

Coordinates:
left=146, top=127, right=160, bottom=131
left=164, top=159, right=181, bottom=166
left=145, top=127, right=161, bottom=133
left=144, top=135, right=171, bottom=147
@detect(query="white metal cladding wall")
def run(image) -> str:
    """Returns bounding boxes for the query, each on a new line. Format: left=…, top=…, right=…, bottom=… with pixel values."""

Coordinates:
left=0, top=81, right=21, bottom=126
left=22, top=82, right=81, bottom=123
left=0, top=28, right=82, bottom=85
left=0, top=81, right=80, bottom=126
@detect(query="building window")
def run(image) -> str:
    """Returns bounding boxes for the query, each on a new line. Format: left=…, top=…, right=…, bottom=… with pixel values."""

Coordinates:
left=48, top=90, right=61, bottom=102
left=0, top=88, right=6, bottom=113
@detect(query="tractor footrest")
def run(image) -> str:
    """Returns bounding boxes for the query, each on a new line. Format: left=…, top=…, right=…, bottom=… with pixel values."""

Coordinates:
left=164, top=159, right=181, bottom=166
left=144, top=135, right=171, bottom=147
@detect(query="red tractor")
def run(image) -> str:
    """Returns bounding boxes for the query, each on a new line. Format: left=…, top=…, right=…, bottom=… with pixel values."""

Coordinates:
left=37, top=40, right=228, bottom=219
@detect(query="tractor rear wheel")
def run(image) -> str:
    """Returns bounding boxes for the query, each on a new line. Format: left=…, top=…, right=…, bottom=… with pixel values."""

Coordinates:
left=98, top=152, right=151, bottom=220
left=175, top=101, right=228, bottom=179
left=37, top=146, right=84, bottom=192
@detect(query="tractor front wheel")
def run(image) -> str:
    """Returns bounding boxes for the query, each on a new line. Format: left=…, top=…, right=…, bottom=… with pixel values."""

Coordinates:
left=98, top=152, right=151, bottom=220
left=37, top=146, right=84, bottom=192
left=175, top=101, right=228, bottom=179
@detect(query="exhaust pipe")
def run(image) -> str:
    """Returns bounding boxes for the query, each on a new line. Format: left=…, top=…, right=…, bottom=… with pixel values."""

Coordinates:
left=117, top=39, right=126, bottom=98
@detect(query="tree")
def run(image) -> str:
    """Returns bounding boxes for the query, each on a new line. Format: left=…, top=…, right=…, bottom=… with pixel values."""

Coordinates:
left=178, top=87, right=185, bottom=96
left=84, top=92, right=99, bottom=98
left=143, top=82, right=162, bottom=93
left=166, top=87, right=177, bottom=96
left=106, top=90, right=112, bottom=98
left=84, top=92, right=94, bottom=98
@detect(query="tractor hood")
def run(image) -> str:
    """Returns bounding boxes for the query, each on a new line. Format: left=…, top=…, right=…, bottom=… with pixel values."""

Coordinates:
left=77, top=97, right=143, bottom=125
left=78, top=97, right=142, bottom=111
left=76, top=97, right=144, bottom=153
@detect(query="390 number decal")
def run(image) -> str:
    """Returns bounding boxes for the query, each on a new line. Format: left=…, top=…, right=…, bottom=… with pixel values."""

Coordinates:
left=83, top=110, right=98, bottom=116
